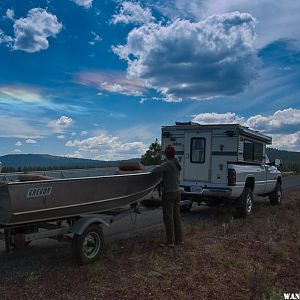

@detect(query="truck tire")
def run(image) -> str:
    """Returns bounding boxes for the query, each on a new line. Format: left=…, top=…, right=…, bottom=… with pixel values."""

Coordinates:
left=269, top=182, right=282, bottom=205
left=72, top=224, right=104, bottom=265
left=235, top=187, right=253, bottom=218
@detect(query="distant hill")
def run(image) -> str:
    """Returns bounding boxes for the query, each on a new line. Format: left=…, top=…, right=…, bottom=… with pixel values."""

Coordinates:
left=0, top=154, right=139, bottom=171
left=0, top=148, right=299, bottom=172
left=266, top=148, right=300, bottom=172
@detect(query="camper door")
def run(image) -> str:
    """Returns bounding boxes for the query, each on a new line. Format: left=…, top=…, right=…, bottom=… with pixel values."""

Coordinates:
left=184, top=132, right=211, bottom=182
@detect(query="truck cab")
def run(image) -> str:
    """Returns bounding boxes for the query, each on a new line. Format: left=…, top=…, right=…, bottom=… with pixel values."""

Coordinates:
left=161, top=122, right=282, bottom=217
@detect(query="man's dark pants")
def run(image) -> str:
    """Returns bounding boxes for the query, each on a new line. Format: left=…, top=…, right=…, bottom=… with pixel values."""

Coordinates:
left=162, top=191, right=183, bottom=244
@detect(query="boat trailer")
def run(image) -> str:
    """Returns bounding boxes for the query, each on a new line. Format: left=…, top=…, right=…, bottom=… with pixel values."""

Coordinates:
left=0, top=205, right=141, bottom=265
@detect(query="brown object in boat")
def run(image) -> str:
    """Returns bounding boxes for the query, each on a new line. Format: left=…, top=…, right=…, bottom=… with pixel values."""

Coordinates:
left=118, top=162, right=145, bottom=172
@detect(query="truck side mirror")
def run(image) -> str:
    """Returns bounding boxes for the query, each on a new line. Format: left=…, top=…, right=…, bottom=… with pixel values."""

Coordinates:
left=274, top=158, right=282, bottom=167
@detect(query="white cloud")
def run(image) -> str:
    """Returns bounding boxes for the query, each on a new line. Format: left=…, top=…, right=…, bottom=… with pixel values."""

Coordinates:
left=192, top=112, right=245, bottom=125
left=6, top=9, right=15, bottom=20
left=111, top=1, right=155, bottom=25
left=247, top=108, right=300, bottom=133
left=0, top=29, right=13, bottom=45
left=89, top=31, right=102, bottom=45
left=271, top=132, right=300, bottom=151
left=57, top=135, right=65, bottom=139
left=113, top=12, right=259, bottom=101
left=80, top=131, right=88, bottom=135
left=65, top=151, right=83, bottom=158
left=65, top=133, right=147, bottom=160
left=12, top=148, right=21, bottom=153
left=71, top=0, right=93, bottom=9
left=26, top=138, right=37, bottom=144
left=191, top=108, right=300, bottom=151
left=48, top=116, right=73, bottom=134
left=152, top=0, right=300, bottom=48
left=192, top=108, right=300, bottom=132
left=56, top=116, right=73, bottom=127
left=13, top=8, right=62, bottom=53
left=15, top=141, right=23, bottom=147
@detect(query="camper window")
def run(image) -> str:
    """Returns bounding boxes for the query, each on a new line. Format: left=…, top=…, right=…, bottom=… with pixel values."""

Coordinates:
left=190, top=138, right=205, bottom=163
left=243, top=139, right=263, bottom=162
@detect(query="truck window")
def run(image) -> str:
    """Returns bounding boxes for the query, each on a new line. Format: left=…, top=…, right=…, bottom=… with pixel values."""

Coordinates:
left=190, top=138, right=205, bottom=163
left=243, top=139, right=263, bottom=162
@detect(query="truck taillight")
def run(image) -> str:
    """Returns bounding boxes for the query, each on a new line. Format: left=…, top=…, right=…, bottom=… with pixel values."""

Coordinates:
left=228, top=169, right=236, bottom=186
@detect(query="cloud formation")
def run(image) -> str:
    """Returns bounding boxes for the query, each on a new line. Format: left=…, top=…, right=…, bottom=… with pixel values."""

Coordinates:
left=192, top=108, right=300, bottom=151
left=13, top=8, right=62, bottom=53
left=153, top=0, right=300, bottom=48
left=25, top=138, right=37, bottom=144
left=75, top=71, right=146, bottom=96
left=71, top=0, right=93, bottom=9
left=0, top=29, right=13, bottom=45
left=5, top=9, right=15, bottom=20
left=48, top=116, right=73, bottom=133
left=113, top=12, right=259, bottom=101
left=192, top=112, right=245, bottom=125
left=111, top=1, right=155, bottom=25
left=247, top=108, right=300, bottom=133
left=65, top=133, right=147, bottom=160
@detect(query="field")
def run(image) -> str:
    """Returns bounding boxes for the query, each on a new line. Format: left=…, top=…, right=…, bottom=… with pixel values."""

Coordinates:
left=1, top=192, right=299, bottom=300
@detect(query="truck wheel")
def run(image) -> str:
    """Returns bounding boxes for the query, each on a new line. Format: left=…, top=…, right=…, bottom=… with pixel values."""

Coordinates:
left=235, top=187, right=253, bottom=218
left=269, top=182, right=282, bottom=205
left=72, top=224, right=104, bottom=265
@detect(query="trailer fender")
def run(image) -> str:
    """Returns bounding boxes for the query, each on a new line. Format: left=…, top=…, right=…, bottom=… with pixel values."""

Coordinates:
left=69, top=215, right=110, bottom=235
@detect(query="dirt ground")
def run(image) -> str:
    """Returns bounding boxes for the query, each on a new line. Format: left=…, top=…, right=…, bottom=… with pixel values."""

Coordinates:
left=0, top=191, right=299, bottom=300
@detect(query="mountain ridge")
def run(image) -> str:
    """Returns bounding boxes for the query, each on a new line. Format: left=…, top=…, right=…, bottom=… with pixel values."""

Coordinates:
left=0, top=154, right=139, bottom=170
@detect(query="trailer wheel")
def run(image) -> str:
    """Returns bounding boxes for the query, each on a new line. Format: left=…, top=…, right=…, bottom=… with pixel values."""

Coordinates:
left=235, top=187, right=253, bottom=218
left=269, top=182, right=282, bottom=205
left=72, top=224, right=104, bottom=265
left=180, top=201, right=193, bottom=212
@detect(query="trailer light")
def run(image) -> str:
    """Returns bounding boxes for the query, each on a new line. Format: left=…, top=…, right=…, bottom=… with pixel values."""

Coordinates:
left=228, top=169, right=236, bottom=186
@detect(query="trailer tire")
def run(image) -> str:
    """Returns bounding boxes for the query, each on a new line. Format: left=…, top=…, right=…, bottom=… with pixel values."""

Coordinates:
left=72, top=224, right=104, bottom=265
left=269, top=182, right=282, bottom=205
left=180, top=201, right=193, bottom=212
left=235, top=187, right=253, bottom=218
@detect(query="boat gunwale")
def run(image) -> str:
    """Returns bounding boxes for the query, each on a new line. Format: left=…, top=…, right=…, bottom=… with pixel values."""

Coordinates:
left=4, top=171, right=153, bottom=186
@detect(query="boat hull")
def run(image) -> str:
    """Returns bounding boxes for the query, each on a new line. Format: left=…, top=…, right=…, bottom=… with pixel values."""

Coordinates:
left=0, top=171, right=161, bottom=226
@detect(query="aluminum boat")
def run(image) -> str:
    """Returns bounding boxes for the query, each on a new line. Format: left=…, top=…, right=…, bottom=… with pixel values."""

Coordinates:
left=0, top=168, right=161, bottom=226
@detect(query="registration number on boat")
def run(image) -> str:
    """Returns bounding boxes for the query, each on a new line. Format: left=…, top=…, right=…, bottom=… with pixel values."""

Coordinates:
left=27, top=187, right=52, bottom=198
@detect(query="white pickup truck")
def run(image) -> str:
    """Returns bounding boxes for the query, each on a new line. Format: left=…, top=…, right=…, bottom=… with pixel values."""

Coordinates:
left=161, top=122, right=282, bottom=217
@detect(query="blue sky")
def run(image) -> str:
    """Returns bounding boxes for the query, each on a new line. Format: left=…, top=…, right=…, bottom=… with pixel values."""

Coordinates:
left=0, top=0, right=299, bottom=160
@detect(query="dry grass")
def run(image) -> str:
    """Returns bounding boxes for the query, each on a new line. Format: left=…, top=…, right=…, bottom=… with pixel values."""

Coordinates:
left=1, top=192, right=300, bottom=300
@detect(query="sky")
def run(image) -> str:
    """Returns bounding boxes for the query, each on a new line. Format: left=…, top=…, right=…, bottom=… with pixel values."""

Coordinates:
left=0, top=0, right=299, bottom=160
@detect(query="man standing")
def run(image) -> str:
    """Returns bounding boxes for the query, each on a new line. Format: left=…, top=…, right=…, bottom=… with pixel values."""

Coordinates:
left=155, top=145, right=183, bottom=247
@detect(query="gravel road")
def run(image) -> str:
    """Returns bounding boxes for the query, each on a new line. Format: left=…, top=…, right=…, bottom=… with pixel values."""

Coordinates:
left=0, top=175, right=299, bottom=280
